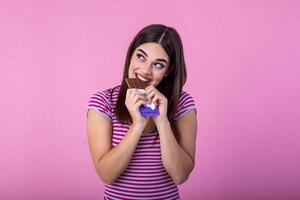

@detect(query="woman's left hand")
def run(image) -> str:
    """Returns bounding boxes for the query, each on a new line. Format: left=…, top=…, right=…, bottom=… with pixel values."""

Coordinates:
left=145, top=85, right=168, bottom=125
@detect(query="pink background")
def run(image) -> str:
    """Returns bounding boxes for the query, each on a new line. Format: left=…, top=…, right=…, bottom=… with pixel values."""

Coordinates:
left=0, top=0, right=299, bottom=199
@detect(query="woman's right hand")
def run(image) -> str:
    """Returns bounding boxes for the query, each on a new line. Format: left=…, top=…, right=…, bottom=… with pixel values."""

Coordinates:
left=125, top=89, right=149, bottom=131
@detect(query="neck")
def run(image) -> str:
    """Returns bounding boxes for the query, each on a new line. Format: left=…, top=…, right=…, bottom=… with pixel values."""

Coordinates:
left=144, top=118, right=155, bottom=133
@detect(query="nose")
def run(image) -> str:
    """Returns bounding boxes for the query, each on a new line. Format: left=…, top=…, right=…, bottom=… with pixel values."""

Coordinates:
left=141, top=62, right=152, bottom=76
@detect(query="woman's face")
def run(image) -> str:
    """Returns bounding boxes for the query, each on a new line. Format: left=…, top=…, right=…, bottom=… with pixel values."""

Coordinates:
left=128, top=42, right=170, bottom=87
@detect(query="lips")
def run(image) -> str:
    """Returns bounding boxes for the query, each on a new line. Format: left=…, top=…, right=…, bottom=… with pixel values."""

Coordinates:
left=136, top=73, right=151, bottom=83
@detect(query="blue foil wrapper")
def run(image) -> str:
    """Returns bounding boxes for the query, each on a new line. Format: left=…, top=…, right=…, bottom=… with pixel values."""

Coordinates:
left=139, top=105, right=160, bottom=117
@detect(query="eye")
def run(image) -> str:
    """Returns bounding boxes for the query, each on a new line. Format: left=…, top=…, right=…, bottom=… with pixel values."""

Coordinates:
left=154, top=62, right=165, bottom=69
left=136, top=53, right=145, bottom=61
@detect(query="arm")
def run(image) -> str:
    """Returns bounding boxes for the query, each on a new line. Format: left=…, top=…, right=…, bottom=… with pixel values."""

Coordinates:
left=86, top=89, right=149, bottom=184
left=87, top=109, right=144, bottom=184
left=156, top=110, right=197, bottom=185
left=145, top=85, right=197, bottom=185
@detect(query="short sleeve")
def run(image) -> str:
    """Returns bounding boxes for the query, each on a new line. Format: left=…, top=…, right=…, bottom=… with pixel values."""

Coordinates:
left=173, top=91, right=196, bottom=120
left=87, top=89, right=112, bottom=121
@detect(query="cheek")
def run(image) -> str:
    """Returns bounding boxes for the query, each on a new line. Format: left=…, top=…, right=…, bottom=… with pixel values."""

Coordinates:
left=128, top=62, right=138, bottom=77
left=128, top=65, right=133, bottom=76
left=153, top=72, right=165, bottom=82
left=157, top=69, right=168, bottom=78
left=129, top=60, right=138, bottom=70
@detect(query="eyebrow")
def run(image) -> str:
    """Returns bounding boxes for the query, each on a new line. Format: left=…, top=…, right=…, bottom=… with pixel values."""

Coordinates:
left=137, top=49, right=168, bottom=64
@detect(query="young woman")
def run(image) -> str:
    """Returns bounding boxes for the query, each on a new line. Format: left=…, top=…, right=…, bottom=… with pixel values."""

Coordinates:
left=87, top=24, right=197, bottom=200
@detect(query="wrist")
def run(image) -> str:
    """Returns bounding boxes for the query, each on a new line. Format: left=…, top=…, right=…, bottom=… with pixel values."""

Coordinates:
left=131, top=122, right=145, bottom=134
left=155, top=117, right=170, bottom=130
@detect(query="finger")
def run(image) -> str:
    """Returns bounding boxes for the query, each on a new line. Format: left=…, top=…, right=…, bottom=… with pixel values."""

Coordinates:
left=146, top=90, right=157, bottom=102
left=145, top=87, right=163, bottom=101
left=127, top=88, right=145, bottom=96
left=145, top=86, right=156, bottom=95
left=129, top=89, right=147, bottom=102
left=132, top=93, right=147, bottom=105
left=152, top=94, right=167, bottom=106
left=126, top=89, right=138, bottom=101
left=131, top=89, right=147, bottom=101
left=134, top=99, right=147, bottom=109
left=152, top=94, right=163, bottom=107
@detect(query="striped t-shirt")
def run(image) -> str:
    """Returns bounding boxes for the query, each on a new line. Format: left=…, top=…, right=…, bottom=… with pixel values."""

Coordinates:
left=87, top=85, right=196, bottom=200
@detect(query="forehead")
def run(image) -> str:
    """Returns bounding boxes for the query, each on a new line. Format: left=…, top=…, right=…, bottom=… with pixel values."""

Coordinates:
left=134, top=43, right=169, bottom=61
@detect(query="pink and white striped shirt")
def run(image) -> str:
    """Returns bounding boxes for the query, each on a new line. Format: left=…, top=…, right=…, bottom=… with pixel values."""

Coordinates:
left=87, top=85, right=196, bottom=200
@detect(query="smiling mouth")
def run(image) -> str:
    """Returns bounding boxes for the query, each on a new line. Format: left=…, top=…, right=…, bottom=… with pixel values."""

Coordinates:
left=136, top=73, right=151, bottom=84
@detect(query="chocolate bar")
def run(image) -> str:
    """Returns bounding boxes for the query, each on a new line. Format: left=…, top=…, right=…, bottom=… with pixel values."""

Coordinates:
left=125, top=78, right=160, bottom=117
left=125, top=78, right=149, bottom=89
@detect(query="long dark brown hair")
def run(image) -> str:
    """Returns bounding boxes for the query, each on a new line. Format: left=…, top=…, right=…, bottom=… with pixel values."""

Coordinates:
left=115, top=24, right=187, bottom=129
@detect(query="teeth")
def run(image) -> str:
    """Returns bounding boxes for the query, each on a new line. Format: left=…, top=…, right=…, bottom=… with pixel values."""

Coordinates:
left=137, top=74, right=150, bottom=82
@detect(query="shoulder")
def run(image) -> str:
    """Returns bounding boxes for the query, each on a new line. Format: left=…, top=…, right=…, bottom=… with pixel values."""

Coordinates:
left=177, top=90, right=196, bottom=110
left=87, top=86, right=120, bottom=120
left=173, top=90, right=197, bottom=121
left=89, top=88, right=112, bottom=105
left=89, top=86, right=120, bottom=105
